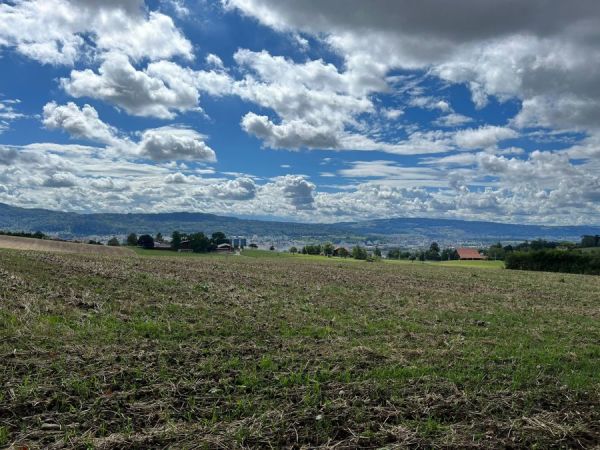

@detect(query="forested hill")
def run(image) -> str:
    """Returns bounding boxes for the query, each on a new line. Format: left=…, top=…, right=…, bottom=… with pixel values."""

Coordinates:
left=1, top=202, right=599, bottom=243
left=0, top=203, right=343, bottom=238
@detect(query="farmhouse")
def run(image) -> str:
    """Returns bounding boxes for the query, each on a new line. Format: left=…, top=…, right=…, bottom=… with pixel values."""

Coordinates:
left=456, top=247, right=485, bottom=260
left=217, top=243, right=233, bottom=252
left=333, top=247, right=349, bottom=257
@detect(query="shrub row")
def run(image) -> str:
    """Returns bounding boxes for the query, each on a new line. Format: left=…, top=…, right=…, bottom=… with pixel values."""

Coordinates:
left=505, top=249, right=600, bottom=275
left=0, top=230, right=47, bottom=239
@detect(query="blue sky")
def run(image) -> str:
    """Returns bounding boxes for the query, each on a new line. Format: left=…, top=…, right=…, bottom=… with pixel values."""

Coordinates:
left=1, top=0, right=600, bottom=224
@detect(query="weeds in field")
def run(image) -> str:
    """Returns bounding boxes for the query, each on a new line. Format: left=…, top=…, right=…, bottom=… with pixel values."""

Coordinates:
left=0, top=248, right=598, bottom=448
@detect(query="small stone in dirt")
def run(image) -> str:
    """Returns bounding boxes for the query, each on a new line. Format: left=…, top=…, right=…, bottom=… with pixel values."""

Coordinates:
left=41, top=423, right=61, bottom=431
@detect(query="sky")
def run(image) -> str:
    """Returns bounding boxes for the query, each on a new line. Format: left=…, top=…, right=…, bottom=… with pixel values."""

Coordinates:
left=1, top=0, right=600, bottom=225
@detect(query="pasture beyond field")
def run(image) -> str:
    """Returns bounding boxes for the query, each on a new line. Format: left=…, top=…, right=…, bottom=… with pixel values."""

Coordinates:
left=0, top=235, right=133, bottom=256
left=134, top=247, right=506, bottom=270
left=0, top=248, right=598, bottom=448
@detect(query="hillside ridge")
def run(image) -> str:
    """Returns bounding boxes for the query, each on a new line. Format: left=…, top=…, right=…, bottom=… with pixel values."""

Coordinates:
left=1, top=202, right=599, bottom=243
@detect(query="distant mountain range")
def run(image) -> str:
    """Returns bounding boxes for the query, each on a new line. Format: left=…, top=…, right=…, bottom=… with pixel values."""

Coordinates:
left=1, top=202, right=599, bottom=245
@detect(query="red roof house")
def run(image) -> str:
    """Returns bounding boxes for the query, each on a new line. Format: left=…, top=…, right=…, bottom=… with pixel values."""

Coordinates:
left=456, top=247, right=484, bottom=260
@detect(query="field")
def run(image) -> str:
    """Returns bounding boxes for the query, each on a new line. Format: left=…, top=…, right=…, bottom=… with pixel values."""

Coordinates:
left=0, top=235, right=133, bottom=256
left=1, top=249, right=599, bottom=448
left=436, top=259, right=505, bottom=269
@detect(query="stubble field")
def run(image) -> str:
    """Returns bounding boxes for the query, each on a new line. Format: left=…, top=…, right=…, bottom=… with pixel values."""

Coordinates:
left=1, top=248, right=599, bottom=448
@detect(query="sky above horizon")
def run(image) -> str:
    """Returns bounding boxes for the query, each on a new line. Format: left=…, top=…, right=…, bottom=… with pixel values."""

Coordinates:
left=1, top=0, right=600, bottom=225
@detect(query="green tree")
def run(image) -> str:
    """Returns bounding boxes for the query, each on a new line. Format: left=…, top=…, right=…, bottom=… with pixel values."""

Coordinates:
left=335, top=247, right=350, bottom=258
left=441, top=248, right=459, bottom=260
left=155, top=232, right=163, bottom=243
left=302, top=244, right=321, bottom=255
left=171, top=231, right=182, bottom=251
left=374, top=246, right=382, bottom=257
left=190, top=232, right=210, bottom=253
left=211, top=232, right=228, bottom=245
left=487, top=242, right=505, bottom=260
left=387, top=248, right=400, bottom=259
left=269, top=245, right=275, bottom=251
left=424, top=242, right=441, bottom=261
left=581, top=235, right=600, bottom=248
left=107, top=237, right=120, bottom=246
left=137, top=234, right=154, bottom=249
left=323, top=242, right=334, bottom=256
left=352, top=245, right=368, bottom=260
left=126, top=233, right=138, bottom=246
left=289, top=246, right=298, bottom=253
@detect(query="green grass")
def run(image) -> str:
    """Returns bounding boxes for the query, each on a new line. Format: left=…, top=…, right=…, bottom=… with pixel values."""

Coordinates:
left=134, top=247, right=324, bottom=260
left=0, top=248, right=598, bottom=448
left=132, top=247, right=229, bottom=257
left=436, top=259, right=505, bottom=269
left=385, top=258, right=504, bottom=269
left=240, top=248, right=296, bottom=258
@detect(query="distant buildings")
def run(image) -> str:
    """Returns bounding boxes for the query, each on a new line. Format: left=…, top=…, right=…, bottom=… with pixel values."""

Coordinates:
left=231, top=237, right=247, bottom=248
left=456, top=248, right=485, bottom=260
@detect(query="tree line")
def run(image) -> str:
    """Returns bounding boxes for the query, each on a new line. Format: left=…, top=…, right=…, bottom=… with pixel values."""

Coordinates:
left=505, top=249, right=600, bottom=275
left=0, top=230, right=48, bottom=239
left=484, top=239, right=567, bottom=260
left=120, top=231, right=234, bottom=253
left=287, top=241, right=461, bottom=262
left=581, top=235, right=600, bottom=248
left=289, top=243, right=378, bottom=260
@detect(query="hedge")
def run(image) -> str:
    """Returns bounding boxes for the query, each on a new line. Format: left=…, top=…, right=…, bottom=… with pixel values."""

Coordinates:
left=505, top=249, right=600, bottom=275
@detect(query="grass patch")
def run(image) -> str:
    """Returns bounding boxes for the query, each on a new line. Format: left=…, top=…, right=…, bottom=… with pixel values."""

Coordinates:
left=436, top=259, right=505, bottom=269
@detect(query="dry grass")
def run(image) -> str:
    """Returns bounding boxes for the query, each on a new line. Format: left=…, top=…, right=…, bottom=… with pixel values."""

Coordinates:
left=0, top=249, right=599, bottom=448
left=0, top=236, right=133, bottom=256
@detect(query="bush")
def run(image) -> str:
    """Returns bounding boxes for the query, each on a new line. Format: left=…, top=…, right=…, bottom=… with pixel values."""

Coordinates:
left=505, top=250, right=600, bottom=275
left=126, top=233, right=138, bottom=246
left=387, top=248, right=411, bottom=259
left=302, top=244, right=321, bottom=255
left=352, top=246, right=368, bottom=260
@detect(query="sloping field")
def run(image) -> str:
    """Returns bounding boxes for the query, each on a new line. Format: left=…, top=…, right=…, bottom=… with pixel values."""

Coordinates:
left=0, top=249, right=599, bottom=448
left=0, top=235, right=133, bottom=256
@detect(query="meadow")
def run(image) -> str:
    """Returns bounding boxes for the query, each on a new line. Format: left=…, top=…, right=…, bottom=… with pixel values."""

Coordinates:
left=1, top=248, right=599, bottom=448
left=0, top=235, right=133, bottom=256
